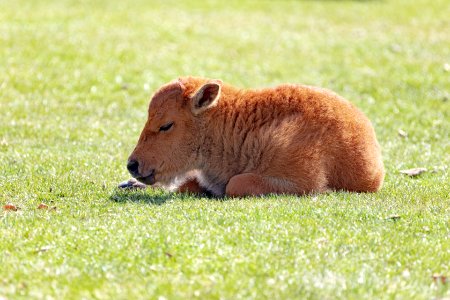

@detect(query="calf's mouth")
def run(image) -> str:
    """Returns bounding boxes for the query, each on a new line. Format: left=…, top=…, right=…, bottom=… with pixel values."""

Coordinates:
left=136, top=171, right=156, bottom=185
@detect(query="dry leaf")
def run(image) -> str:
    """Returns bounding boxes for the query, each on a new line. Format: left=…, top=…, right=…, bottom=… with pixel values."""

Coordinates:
left=400, top=168, right=427, bottom=177
left=17, top=282, right=27, bottom=290
left=35, top=245, right=53, bottom=253
left=432, top=274, right=448, bottom=284
left=386, top=214, right=401, bottom=221
left=37, top=203, right=49, bottom=210
left=444, top=63, right=450, bottom=72
left=3, top=203, right=18, bottom=211
left=398, top=129, right=408, bottom=138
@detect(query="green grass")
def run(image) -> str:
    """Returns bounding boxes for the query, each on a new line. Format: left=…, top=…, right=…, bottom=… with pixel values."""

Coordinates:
left=1, top=0, right=449, bottom=299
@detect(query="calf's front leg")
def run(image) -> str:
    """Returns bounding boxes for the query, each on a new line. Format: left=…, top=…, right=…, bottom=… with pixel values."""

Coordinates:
left=176, top=178, right=210, bottom=196
left=225, top=173, right=301, bottom=197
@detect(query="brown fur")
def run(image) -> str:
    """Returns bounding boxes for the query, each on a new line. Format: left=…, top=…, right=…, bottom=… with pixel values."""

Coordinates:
left=128, top=77, right=384, bottom=197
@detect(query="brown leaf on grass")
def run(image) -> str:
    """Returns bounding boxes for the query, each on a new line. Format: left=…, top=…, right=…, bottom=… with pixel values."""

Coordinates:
left=34, top=245, right=53, bottom=253
left=444, top=63, right=450, bottom=72
left=3, top=203, right=18, bottom=211
left=386, top=214, right=401, bottom=221
left=400, top=168, right=427, bottom=177
left=37, top=203, right=49, bottom=210
left=398, top=129, right=408, bottom=138
left=17, top=282, right=27, bottom=290
left=432, top=274, right=448, bottom=284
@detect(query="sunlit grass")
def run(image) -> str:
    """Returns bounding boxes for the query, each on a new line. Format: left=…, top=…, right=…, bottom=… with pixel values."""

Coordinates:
left=0, top=0, right=449, bottom=299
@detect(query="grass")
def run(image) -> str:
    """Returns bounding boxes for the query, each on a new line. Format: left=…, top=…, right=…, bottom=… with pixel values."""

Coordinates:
left=0, top=0, right=449, bottom=298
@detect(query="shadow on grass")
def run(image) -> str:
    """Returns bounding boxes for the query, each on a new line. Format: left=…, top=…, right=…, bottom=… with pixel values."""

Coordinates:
left=109, top=188, right=218, bottom=205
left=109, top=188, right=172, bottom=205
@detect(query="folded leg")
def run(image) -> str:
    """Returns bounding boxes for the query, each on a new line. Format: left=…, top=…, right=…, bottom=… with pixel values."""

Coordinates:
left=225, top=173, right=302, bottom=197
left=176, top=178, right=210, bottom=196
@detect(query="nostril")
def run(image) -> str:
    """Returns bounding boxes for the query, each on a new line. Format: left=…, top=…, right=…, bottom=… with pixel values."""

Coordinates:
left=127, top=160, right=139, bottom=175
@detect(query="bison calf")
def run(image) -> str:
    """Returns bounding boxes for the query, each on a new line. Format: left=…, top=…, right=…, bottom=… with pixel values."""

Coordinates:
left=127, top=77, right=384, bottom=197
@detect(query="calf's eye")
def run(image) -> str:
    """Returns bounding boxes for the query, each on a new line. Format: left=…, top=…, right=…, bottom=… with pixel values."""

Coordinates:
left=159, top=122, right=174, bottom=132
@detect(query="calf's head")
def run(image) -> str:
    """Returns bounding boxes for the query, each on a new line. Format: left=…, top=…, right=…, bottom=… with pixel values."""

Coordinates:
left=127, top=78, right=222, bottom=185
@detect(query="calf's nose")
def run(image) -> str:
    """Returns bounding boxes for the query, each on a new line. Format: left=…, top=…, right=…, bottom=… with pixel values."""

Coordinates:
left=127, top=159, right=140, bottom=177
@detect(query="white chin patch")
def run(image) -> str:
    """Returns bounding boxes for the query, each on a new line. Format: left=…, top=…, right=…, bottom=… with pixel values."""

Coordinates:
left=166, top=176, right=187, bottom=192
left=160, top=170, right=201, bottom=192
left=160, top=170, right=224, bottom=196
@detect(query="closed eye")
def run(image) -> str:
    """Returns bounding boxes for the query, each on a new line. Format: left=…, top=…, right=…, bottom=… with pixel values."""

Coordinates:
left=159, top=122, right=174, bottom=132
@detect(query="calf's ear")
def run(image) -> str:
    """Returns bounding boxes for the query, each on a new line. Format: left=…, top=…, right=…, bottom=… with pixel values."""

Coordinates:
left=191, top=81, right=222, bottom=115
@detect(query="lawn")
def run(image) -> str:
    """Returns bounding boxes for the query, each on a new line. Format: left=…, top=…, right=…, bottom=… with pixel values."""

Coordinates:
left=1, top=0, right=449, bottom=299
